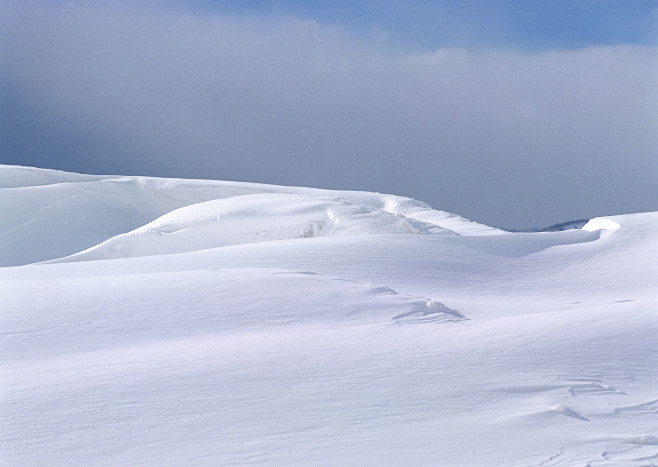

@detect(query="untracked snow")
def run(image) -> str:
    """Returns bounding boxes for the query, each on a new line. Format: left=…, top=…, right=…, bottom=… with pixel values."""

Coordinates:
left=1, top=165, right=657, bottom=466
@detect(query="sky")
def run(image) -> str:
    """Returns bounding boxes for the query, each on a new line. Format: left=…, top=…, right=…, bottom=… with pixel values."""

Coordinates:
left=1, top=0, right=657, bottom=229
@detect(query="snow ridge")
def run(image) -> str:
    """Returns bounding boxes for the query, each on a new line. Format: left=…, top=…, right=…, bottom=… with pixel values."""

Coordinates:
left=0, top=164, right=497, bottom=266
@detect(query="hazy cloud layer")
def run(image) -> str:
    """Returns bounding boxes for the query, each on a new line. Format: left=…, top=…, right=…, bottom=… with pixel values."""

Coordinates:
left=2, top=1, right=657, bottom=228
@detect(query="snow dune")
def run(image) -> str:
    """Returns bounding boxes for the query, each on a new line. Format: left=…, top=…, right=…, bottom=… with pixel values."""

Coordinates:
left=0, top=165, right=498, bottom=267
left=55, top=192, right=453, bottom=262
left=1, top=165, right=657, bottom=466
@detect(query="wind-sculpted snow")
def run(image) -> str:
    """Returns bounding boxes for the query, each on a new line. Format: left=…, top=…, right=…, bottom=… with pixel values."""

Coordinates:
left=2, top=165, right=657, bottom=466
left=0, top=165, right=498, bottom=266
left=56, top=193, right=453, bottom=262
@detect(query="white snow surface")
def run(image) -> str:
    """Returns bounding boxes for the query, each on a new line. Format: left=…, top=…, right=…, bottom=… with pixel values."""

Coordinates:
left=1, top=165, right=657, bottom=466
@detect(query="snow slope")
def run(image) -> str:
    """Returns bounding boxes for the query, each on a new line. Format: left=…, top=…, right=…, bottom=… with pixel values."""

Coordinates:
left=1, top=165, right=657, bottom=466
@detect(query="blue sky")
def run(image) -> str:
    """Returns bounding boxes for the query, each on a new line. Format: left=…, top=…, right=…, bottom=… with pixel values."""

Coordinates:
left=187, top=0, right=658, bottom=50
left=1, top=1, right=657, bottom=228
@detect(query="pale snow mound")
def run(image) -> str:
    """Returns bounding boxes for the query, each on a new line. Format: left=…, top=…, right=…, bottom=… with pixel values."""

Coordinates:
left=58, top=193, right=453, bottom=261
left=0, top=165, right=500, bottom=266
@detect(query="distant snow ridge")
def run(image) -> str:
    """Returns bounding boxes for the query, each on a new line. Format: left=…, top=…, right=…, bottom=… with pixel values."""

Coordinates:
left=509, top=219, right=589, bottom=232
left=539, top=219, right=589, bottom=231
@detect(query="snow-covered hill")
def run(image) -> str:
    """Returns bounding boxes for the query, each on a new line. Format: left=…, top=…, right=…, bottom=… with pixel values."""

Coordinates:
left=0, top=166, right=499, bottom=267
left=2, top=165, right=657, bottom=466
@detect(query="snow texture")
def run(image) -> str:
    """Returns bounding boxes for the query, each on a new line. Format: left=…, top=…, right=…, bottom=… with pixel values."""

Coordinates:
left=1, top=165, right=657, bottom=466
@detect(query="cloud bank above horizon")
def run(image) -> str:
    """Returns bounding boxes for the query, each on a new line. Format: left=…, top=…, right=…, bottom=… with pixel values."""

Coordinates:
left=1, top=1, right=657, bottom=228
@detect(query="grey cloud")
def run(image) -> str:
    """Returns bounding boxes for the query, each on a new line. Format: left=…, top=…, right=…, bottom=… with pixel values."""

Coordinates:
left=2, top=1, right=657, bottom=228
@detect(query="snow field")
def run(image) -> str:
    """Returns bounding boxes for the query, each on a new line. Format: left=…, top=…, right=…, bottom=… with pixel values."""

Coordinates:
left=1, top=165, right=657, bottom=465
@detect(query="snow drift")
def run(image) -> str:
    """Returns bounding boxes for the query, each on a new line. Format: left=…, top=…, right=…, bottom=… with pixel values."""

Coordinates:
left=55, top=192, right=454, bottom=262
left=0, top=166, right=498, bottom=267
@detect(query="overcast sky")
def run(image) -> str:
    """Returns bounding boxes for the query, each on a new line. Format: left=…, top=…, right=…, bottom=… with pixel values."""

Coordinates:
left=1, top=0, right=657, bottom=228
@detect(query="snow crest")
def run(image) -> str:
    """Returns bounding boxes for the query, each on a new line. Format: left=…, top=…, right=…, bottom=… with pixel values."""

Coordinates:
left=0, top=165, right=497, bottom=265
left=60, top=193, right=452, bottom=261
